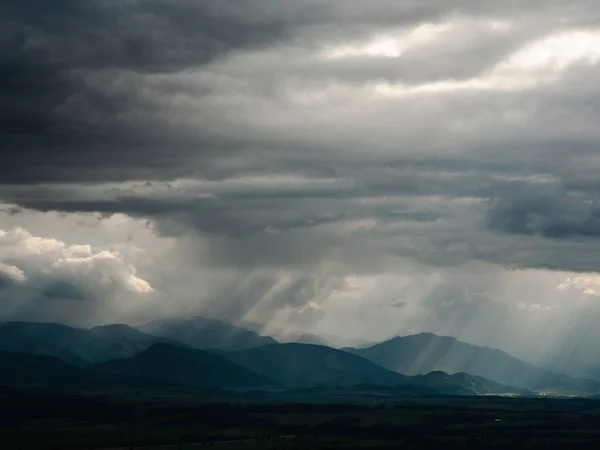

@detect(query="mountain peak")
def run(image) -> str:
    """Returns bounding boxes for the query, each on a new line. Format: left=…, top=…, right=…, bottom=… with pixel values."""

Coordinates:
left=93, top=343, right=277, bottom=389
left=426, top=370, right=450, bottom=378
left=140, top=316, right=230, bottom=327
left=137, top=316, right=278, bottom=351
left=223, top=342, right=408, bottom=388
left=401, top=332, right=457, bottom=341
left=89, top=324, right=139, bottom=334
left=354, top=333, right=600, bottom=394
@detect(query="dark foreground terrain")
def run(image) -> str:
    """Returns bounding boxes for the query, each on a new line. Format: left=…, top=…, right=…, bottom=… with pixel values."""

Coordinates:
left=4, top=387, right=600, bottom=450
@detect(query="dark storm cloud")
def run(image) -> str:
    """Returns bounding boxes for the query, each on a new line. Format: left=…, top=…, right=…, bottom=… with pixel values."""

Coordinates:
left=2, top=0, right=600, bottom=280
left=1, top=0, right=297, bottom=72
left=0, top=0, right=478, bottom=185
left=2, top=0, right=594, bottom=185
left=0, top=268, right=24, bottom=288
left=0, top=0, right=309, bottom=184
left=486, top=193, right=600, bottom=239
left=39, top=279, right=89, bottom=301
left=388, top=300, right=407, bottom=308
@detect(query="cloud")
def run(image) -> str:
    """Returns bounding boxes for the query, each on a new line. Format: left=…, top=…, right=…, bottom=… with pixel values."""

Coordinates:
left=0, top=0, right=306, bottom=185
left=0, top=0, right=597, bottom=186
left=388, top=300, right=408, bottom=308
left=558, top=274, right=600, bottom=297
left=2, top=0, right=600, bottom=364
left=0, top=227, right=153, bottom=325
left=0, top=262, right=26, bottom=287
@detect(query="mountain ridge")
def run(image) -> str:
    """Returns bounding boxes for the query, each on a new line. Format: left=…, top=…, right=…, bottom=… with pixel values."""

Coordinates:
left=137, top=316, right=278, bottom=351
left=219, top=342, right=528, bottom=395
left=222, top=342, right=409, bottom=388
left=91, top=343, right=278, bottom=389
left=351, top=332, right=600, bottom=394
left=0, top=346, right=528, bottom=396
left=0, top=321, right=182, bottom=364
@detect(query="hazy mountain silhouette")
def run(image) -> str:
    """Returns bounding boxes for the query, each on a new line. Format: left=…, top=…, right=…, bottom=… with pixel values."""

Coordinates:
left=237, top=320, right=375, bottom=348
left=92, top=343, right=277, bottom=389
left=0, top=322, right=88, bottom=365
left=287, top=333, right=331, bottom=346
left=221, top=342, right=529, bottom=394
left=236, top=321, right=339, bottom=347
left=292, top=373, right=529, bottom=397
left=352, top=333, right=600, bottom=393
left=0, top=349, right=233, bottom=393
left=407, top=371, right=531, bottom=396
left=137, top=317, right=277, bottom=351
left=223, top=343, right=420, bottom=388
left=0, top=351, right=80, bottom=387
left=0, top=321, right=594, bottom=395
left=0, top=321, right=181, bottom=364
left=528, top=320, right=600, bottom=380
left=0, top=345, right=530, bottom=397
left=83, top=324, right=184, bottom=360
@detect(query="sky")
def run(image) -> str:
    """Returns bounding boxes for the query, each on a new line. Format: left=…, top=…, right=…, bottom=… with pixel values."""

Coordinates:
left=2, top=0, right=600, bottom=366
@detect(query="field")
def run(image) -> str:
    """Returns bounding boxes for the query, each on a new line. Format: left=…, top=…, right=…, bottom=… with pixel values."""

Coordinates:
left=4, top=388, right=600, bottom=450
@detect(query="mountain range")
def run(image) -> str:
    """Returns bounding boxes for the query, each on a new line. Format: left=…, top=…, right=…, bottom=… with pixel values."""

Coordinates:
left=91, top=343, right=276, bottom=389
left=236, top=320, right=374, bottom=348
left=0, top=344, right=529, bottom=397
left=220, top=343, right=408, bottom=387
left=138, top=317, right=277, bottom=351
left=0, top=321, right=180, bottom=365
left=0, top=351, right=80, bottom=387
left=0, top=318, right=597, bottom=397
left=351, top=333, right=600, bottom=394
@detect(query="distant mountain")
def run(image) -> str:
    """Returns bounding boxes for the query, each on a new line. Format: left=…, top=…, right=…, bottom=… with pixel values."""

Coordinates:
left=0, top=351, right=80, bottom=387
left=138, top=317, right=277, bottom=351
left=524, top=321, right=600, bottom=380
left=222, top=342, right=531, bottom=395
left=0, top=345, right=529, bottom=397
left=222, top=343, right=412, bottom=388
left=352, top=333, right=600, bottom=394
left=287, top=333, right=331, bottom=346
left=83, top=324, right=185, bottom=360
left=317, top=333, right=377, bottom=349
left=0, top=321, right=180, bottom=364
left=0, top=322, right=88, bottom=365
left=235, top=321, right=332, bottom=346
left=0, top=350, right=236, bottom=399
left=92, top=344, right=277, bottom=389
left=236, top=320, right=374, bottom=348
left=286, top=373, right=529, bottom=398
left=407, top=371, right=531, bottom=396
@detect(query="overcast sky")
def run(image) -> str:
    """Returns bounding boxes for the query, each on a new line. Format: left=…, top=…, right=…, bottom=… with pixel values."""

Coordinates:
left=2, top=0, right=600, bottom=362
